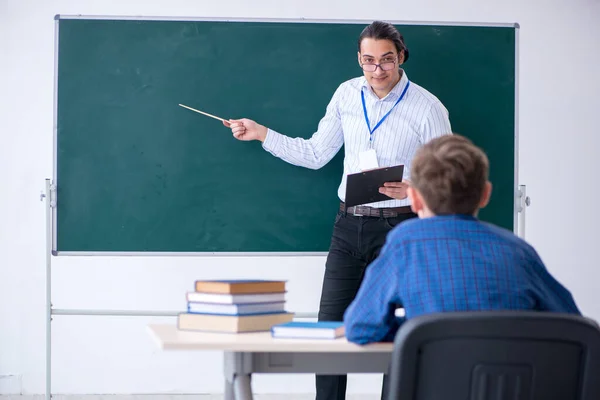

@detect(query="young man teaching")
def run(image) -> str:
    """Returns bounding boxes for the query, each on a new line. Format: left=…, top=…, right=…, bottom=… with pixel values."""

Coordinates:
left=223, top=21, right=452, bottom=400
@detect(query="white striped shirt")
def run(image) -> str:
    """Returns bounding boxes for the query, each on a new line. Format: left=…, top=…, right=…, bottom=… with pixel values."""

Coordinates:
left=262, top=70, right=452, bottom=208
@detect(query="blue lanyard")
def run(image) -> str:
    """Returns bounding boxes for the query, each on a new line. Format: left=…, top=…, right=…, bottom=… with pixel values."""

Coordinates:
left=361, top=81, right=410, bottom=142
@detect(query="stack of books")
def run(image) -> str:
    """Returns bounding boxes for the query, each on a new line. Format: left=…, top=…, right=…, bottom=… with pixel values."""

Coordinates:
left=177, top=279, right=293, bottom=333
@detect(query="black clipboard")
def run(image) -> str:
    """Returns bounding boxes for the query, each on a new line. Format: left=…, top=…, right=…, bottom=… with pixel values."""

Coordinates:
left=344, top=164, right=405, bottom=207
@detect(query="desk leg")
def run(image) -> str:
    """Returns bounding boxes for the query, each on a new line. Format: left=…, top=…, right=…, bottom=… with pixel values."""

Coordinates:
left=224, top=352, right=254, bottom=400
left=233, top=374, right=253, bottom=400
left=224, top=377, right=234, bottom=400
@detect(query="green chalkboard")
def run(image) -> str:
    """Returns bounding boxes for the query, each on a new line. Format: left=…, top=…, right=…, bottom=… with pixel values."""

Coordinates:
left=54, top=17, right=516, bottom=253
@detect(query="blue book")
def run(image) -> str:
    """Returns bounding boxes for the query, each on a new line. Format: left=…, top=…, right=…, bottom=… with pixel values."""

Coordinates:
left=271, top=321, right=345, bottom=339
left=187, top=301, right=286, bottom=315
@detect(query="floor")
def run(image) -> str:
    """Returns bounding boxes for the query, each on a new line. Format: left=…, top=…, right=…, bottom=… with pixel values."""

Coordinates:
left=0, top=395, right=379, bottom=400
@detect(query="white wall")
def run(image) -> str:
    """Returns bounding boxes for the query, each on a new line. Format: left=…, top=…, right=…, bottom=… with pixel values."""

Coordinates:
left=1, top=0, right=599, bottom=395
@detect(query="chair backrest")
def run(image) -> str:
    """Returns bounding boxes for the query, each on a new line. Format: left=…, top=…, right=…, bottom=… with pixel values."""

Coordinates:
left=387, top=311, right=600, bottom=400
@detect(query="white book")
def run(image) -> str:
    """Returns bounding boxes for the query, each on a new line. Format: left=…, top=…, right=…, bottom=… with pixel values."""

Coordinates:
left=188, top=301, right=286, bottom=315
left=186, top=291, right=286, bottom=304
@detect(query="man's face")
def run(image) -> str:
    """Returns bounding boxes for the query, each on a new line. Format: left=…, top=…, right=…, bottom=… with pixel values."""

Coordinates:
left=358, top=38, right=403, bottom=95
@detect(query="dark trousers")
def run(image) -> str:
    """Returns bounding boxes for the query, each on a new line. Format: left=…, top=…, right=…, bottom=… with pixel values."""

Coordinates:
left=316, top=210, right=417, bottom=400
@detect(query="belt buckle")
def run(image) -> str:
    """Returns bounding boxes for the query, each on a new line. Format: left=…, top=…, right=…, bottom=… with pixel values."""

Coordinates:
left=350, top=206, right=363, bottom=217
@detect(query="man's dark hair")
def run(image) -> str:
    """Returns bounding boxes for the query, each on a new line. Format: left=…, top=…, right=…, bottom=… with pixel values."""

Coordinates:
left=358, top=21, right=410, bottom=62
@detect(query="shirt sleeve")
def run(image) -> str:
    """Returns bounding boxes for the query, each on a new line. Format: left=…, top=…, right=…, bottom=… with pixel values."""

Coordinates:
left=526, top=249, right=581, bottom=314
left=420, top=100, right=452, bottom=144
left=261, top=86, right=344, bottom=170
left=344, top=236, right=404, bottom=344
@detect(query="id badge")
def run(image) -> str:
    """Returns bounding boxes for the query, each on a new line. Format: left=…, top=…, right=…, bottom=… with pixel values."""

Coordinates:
left=358, top=148, right=379, bottom=171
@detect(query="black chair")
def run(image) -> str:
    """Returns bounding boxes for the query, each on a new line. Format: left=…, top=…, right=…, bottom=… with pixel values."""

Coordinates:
left=387, top=311, right=600, bottom=400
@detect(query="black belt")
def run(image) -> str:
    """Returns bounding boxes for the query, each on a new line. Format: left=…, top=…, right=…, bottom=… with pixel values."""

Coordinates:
left=340, top=202, right=413, bottom=218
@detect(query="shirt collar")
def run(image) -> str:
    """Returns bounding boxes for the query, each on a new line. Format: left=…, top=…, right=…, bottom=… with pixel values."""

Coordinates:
left=361, top=69, right=409, bottom=101
left=428, top=214, right=479, bottom=222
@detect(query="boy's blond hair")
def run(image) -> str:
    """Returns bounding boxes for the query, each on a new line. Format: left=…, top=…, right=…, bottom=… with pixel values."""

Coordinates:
left=411, top=135, right=489, bottom=215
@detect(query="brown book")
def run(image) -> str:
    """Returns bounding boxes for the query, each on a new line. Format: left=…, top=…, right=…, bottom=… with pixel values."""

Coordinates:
left=177, top=312, right=294, bottom=333
left=194, top=280, right=286, bottom=294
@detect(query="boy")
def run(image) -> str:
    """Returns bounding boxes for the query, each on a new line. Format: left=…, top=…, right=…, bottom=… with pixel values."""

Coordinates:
left=344, top=134, right=580, bottom=345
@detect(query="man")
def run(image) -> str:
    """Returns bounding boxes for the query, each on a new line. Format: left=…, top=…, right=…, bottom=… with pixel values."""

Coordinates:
left=344, top=134, right=581, bottom=346
left=223, top=21, right=452, bottom=400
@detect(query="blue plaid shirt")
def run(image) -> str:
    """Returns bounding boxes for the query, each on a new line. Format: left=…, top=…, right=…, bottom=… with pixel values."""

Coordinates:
left=344, top=215, right=581, bottom=344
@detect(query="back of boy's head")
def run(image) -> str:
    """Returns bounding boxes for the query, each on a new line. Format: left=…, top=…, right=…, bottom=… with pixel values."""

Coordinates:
left=411, top=134, right=489, bottom=215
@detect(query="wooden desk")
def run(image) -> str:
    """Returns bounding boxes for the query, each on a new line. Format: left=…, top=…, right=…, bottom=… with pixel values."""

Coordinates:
left=148, top=324, right=393, bottom=400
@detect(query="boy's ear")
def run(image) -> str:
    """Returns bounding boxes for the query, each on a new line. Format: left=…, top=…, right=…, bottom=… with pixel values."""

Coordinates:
left=479, top=181, right=493, bottom=209
left=407, top=186, right=424, bottom=215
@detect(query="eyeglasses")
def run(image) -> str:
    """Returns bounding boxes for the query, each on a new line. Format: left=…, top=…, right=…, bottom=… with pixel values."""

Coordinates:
left=360, top=58, right=397, bottom=72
